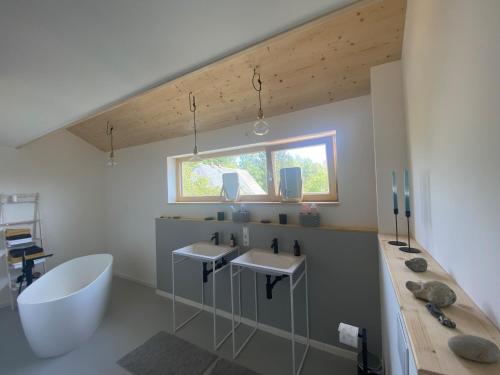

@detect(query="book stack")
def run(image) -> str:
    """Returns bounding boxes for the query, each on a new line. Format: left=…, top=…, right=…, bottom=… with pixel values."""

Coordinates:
left=5, top=228, right=43, bottom=258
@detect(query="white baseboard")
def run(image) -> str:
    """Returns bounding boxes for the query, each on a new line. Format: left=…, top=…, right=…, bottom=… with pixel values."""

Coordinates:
left=114, top=272, right=156, bottom=288
left=155, top=289, right=356, bottom=362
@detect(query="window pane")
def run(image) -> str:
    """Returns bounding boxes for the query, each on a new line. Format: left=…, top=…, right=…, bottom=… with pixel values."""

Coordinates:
left=181, top=152, right=268, bottom=197
left=273, top=144, right=329, bottom=194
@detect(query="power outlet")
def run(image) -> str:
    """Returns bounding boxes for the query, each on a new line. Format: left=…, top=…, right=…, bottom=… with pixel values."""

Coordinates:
left=242, top=227, right=250, bottom=246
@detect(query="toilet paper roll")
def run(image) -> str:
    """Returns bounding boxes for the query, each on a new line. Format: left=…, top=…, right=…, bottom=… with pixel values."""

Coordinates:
left=338, top=322, right=359, bottom=348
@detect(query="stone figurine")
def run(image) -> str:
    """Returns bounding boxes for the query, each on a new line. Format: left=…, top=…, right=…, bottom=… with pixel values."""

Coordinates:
left=405, top=280, right=457, bottom=307
left=405, top=257, right=428, bottom=272
left=449, top=335, right=500, bottom=364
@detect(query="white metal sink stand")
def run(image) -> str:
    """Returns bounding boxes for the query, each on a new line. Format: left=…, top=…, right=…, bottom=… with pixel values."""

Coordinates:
left=230, top=251, right=310, bottom=375
left=171, top=242, right=240, bottom=350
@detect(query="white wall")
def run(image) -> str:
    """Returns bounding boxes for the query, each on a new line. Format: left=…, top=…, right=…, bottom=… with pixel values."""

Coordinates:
left=371, top=61, right=408, bottom=235
left=0, top=95, right=377, bottom=300
left=0, top=0, right=355, bottom=147
left=105, top=95, right=378, bottom=286
left=403, top=0, right=500, bottom=326
left=0, top=130, right=107, bottom=306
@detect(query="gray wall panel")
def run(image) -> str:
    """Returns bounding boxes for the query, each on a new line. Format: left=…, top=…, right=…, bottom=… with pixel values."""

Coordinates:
left=156, top=218, right=381, bottom=355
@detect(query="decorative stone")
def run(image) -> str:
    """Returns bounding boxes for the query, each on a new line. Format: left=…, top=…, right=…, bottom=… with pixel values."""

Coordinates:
left=405, top=280, right=457, bottom=307
left=448, top=335, right=500, bottom=364
left=405, top=257, right=428, bottom=272
left=426, top=303, right=456, bottom=329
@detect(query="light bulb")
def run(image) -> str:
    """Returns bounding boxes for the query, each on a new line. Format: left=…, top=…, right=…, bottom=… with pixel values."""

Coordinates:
left=189, top=146, right=203, bottom=162
left=253, top=118, right=270, bottom=136
left=190, top=154, right=203, bottom=162
left=107, top=157, right=117, bottom=167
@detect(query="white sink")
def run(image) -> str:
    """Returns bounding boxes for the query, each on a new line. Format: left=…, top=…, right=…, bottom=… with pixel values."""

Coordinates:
left=231, top=249, right=305, bottom=275
left=173, top=242, right=238, bottom=261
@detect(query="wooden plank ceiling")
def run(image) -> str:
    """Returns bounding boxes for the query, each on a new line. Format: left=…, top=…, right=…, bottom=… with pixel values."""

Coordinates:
left=68, top=0, right=406, bottom=151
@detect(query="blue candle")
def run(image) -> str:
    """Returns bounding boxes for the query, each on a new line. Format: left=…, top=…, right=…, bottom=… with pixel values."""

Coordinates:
left=403, top=168, right=410, bottom=213
left=392, top=171, right=398, bottom=211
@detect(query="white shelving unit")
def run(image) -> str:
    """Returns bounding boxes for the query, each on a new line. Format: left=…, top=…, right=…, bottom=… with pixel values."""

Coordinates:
left=0, top=193, right=48, bottom=310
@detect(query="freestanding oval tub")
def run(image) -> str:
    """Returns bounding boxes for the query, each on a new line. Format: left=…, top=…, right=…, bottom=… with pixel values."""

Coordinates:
left=17, top=254, right=113, bottom=358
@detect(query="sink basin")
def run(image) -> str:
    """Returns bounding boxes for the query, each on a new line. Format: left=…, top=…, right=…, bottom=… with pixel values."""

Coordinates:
left=231, top=249, right=305, bottom=275
left=173, top=242, right=238, bottom=261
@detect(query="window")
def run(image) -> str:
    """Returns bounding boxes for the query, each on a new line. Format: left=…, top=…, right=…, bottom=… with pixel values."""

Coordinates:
left=179, top=150, right=268, bottom=199
left=175, top=133, right=337, bottom=202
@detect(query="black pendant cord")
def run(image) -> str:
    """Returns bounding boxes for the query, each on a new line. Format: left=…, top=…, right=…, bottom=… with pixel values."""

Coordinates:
left=110, top=128, right=114, bottom=158
left=194, top=109, right=197, bottom=153
left=189, top=92, right=198, bottom=154
left=106, top=121, right=115, bottom=159
left=252, top=68, right=264, bottom=118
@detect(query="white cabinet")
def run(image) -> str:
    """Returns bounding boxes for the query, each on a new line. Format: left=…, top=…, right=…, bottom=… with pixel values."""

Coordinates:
left=379, top=248, right=417, bottom=375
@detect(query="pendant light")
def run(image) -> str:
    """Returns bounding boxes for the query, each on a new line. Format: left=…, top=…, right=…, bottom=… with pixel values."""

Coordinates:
left=252, top=67, right=270, bottom=136
left=106, top=121, right=117, bottom=167
left=189, top=92, right=202, bottom=161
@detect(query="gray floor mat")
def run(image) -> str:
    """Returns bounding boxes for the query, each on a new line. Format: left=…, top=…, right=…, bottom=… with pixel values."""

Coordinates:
left=118, top=331, right=217, bottom=375
left=210, top=358, right=262, bottom=375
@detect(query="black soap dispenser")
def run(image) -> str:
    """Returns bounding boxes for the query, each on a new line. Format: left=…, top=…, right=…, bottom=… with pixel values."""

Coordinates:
left=230, top=234, right=237, bottom=247
left=293, top=240, right=301, bottom=256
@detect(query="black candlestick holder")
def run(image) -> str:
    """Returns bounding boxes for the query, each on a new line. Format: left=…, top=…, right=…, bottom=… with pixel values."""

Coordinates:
left=388, top=208, right=407, bottom=246
left=399, top=210, right=421, bottom=253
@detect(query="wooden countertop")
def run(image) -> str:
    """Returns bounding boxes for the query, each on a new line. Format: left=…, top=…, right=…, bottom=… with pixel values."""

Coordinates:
left=378, top=234, right=500, bottom=375
left=157, top=216, right=378, bottom=233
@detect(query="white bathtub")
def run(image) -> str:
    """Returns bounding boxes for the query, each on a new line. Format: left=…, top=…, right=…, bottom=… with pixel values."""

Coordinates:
left=17, top=254, right=113, bottom=358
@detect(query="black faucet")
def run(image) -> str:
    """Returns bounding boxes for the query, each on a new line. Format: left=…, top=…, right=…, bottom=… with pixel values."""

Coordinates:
left=271, top=238, right=279, bottom=254
left=211, top=232, right=219, bottom=246
left=265, top=238, right=289, bottom=299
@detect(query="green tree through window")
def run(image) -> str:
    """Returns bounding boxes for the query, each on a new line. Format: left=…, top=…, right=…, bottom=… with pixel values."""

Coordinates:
left=181, top=152, right=268, bottom=197
left=177, top=134, right=336, bottom=201
left=273, top=145, right=329, bottom=193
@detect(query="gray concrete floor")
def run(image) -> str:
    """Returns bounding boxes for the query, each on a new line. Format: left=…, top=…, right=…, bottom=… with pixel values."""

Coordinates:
left=0, top=277, right=356, bottom=375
